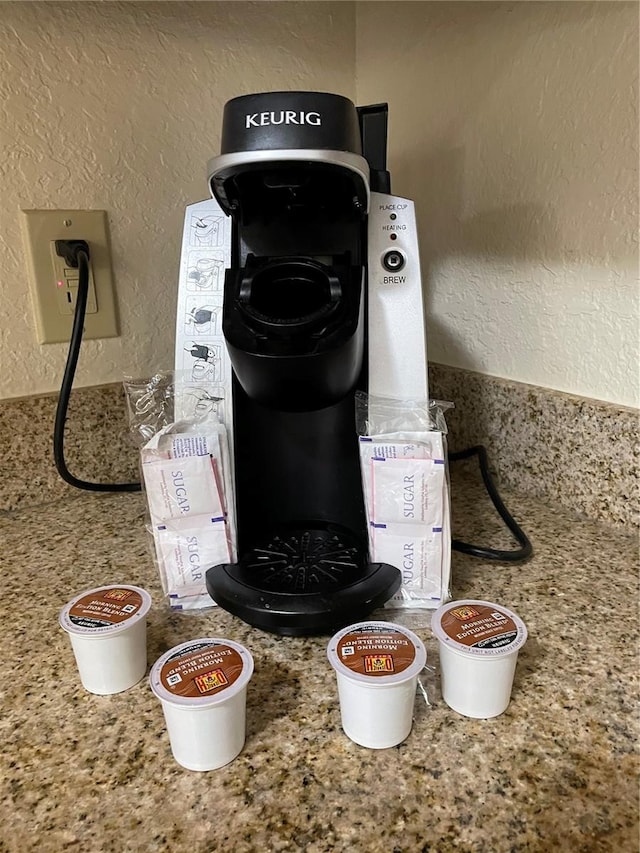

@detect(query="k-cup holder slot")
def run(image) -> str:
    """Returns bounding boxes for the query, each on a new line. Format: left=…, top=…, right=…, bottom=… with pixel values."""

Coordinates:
left=238, top=259, right=342, bottom=336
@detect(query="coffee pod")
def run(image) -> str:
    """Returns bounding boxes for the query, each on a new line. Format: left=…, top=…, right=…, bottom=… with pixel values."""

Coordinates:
left=150, top=638, right=254, bottom=772
left=431, top=599, right=528, bottom=719
left=327, top=621, right=427, bottom=749
left=59, top=584, right=152, bottom=695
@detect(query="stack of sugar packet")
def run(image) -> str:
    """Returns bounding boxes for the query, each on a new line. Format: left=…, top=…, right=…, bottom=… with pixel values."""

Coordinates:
left=359, top=431, right=451, bottom=608
left=141, top=425, right=236, bottom=610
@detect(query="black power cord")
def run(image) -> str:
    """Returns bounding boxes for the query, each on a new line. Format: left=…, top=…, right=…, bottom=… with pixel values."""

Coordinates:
left=448, top=445, right=532, bottom=561
left=53, top=240, right=141, bottom=492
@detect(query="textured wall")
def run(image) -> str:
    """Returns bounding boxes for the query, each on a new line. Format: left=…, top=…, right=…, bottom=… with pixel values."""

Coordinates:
left=0, top=1, right=355, bottom=399
left=3, top=2, right=638, bottom=407
left=357, top=2, right=639, bottom=407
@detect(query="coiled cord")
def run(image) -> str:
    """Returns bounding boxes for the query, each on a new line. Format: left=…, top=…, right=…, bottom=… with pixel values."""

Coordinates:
left=448, top=445, right=532, bottom=561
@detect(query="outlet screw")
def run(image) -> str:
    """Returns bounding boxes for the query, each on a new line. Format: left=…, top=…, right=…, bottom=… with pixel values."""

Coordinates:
left=63, top=219, right=72, bottom=227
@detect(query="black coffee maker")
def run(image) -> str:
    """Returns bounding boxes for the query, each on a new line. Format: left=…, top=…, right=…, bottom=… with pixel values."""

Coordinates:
left=205, top=92, right=411, bottom=635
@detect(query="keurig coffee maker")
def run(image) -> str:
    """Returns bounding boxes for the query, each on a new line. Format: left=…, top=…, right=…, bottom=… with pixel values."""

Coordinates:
left=197, top=92, right=428, bottom=635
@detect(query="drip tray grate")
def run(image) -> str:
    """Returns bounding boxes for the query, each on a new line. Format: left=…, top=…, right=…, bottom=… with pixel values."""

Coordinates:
left=206, top=521, right=402, bottom=635
left=243, top=527, right=362, bottom=594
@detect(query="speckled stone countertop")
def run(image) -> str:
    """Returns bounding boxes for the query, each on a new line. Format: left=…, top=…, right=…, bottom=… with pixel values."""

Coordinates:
left=1, top=472, right=637, bottom=853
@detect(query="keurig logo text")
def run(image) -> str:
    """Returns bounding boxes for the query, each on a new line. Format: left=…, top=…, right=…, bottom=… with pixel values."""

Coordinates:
left=245, top=110, right=322, bottom=129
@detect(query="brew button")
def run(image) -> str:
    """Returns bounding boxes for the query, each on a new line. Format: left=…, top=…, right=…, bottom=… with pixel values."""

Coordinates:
left=382, top=250, right=405, bottom=272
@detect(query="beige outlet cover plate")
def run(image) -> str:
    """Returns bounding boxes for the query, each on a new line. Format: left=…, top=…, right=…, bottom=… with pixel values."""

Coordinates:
left=21, top=209, right=119, bottom=343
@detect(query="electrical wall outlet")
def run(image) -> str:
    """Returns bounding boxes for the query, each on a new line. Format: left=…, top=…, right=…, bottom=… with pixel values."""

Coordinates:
left=21, top=209, right=119, bottom=344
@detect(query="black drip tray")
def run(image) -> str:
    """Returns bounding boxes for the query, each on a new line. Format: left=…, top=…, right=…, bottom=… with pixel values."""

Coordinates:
left=206, top=523, right=402, bottom=636
left=244, top=527, right=360, bottom=594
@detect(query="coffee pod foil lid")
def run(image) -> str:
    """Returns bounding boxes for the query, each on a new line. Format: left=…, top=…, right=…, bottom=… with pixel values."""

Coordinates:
left=150, top=638, right=254, bottom=708
left=59, top=585, right=152, bottom=638
left=432, top=599, right=528, bottom=658
left=327, top=621, right=427, bottom=687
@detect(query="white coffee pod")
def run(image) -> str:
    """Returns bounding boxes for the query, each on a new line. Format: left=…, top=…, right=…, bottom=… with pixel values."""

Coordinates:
left=150, top=638, right=254, bottom=772
left=431, top=599, right=528, bottom=719
left=327, top=621, right=427, bottom=749
left=59, top=584, right=152, bottom=695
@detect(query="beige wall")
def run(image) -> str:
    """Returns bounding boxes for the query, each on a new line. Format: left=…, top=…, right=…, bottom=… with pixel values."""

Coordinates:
left=0, top=1, right=355, bottom=399
left=2, top=1, right=638, bottom=408
left=357, top=1, right=639, bottom=407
